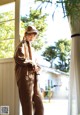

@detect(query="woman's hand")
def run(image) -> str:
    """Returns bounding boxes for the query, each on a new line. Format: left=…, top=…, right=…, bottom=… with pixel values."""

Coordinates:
left=33, top=65, right=41, bottom=73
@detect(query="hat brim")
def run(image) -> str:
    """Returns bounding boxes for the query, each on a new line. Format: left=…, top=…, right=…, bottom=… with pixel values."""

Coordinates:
left=26, top=31, right=38, bottom=34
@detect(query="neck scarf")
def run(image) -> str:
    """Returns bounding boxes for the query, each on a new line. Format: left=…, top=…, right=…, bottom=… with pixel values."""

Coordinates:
left=26, top=41, right=32, bottom=60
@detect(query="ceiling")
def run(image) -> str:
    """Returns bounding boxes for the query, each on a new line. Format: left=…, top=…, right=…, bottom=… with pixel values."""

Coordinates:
left=0, top=0, right=14, bottom=5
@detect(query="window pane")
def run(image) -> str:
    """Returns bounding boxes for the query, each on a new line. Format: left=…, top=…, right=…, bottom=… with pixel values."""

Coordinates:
left=0, top=3, right=15, bottom=59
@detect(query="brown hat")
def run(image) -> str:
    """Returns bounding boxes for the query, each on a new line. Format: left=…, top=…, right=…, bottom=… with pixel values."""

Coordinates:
left=25, top=26, right=38, bottom=34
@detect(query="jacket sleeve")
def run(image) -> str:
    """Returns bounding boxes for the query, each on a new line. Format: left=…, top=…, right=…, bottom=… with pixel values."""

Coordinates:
left=14, top=42, right=34, bottom=67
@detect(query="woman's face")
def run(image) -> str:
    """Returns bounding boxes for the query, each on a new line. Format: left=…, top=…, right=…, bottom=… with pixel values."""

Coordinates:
left=25, top=33, right=37, bottom=41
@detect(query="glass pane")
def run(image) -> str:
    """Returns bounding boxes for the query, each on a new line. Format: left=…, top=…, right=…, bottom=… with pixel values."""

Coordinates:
left=0, top=11, right=15, bottom=22
left=0, top=20, right=15, bottom=40
left=0, top=3, right=15, bottom=59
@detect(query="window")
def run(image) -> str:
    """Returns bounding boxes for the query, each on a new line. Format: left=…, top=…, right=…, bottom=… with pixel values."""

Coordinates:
left=0, top=3, right=15, bottom=58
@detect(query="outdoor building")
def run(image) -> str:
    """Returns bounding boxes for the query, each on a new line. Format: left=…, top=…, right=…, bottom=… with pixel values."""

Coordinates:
left=38, top=66, right=69, bottom=99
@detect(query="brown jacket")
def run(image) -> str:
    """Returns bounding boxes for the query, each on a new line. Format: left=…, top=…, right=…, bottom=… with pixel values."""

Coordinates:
left=14, top=40, right=35, bottom=83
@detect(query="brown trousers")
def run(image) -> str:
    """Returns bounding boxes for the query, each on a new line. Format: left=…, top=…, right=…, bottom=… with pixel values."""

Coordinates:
left=17, top=74, right=44, bottom=115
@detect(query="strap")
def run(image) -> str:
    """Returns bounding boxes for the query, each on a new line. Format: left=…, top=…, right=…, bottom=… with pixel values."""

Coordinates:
left=71, top=33, right=80, bottom=38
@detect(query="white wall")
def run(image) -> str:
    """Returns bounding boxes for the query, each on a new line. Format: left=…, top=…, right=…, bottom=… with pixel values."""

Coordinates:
left=38, top=69, right=69, bottom=98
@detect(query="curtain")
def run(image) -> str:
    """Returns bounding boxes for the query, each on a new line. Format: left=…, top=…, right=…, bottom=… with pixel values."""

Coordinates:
left=68, top=36, right=80, bottom=115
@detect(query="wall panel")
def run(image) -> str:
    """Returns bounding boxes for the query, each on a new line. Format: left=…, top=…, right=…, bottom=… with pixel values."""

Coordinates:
left=0, top=58, right=19, bottom=115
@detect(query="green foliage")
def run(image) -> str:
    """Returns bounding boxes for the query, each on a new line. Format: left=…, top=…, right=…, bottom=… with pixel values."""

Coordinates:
left=56, top=0, right=80, bottom=21
left=55, top=39, right=71, bottom=53
left=0, top=11, right=15, bottom=22
left=21, top=8, right=48, bottom=50
left=55, top=39, right=71, bottom=72
left=42, top=46, right=57, bottom=67
left=42, top=46, right=57, bottom=61
left=0, top=11, right=15, bottom=58
left=32, top=37, right=44, bottom=50
left=42, top=39, right=71, bottom=72
left=35, top=0, right=80, bottom=20
left=0, top=39, right=14, bottom=58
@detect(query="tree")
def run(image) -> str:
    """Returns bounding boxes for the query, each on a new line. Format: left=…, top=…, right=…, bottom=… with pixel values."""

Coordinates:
left=21, top=8, right=48, bottom=50
left=42, top=39, right=71, bottom=72
left=35, top=0, right=80, bottom=17
left=42, top=46, right=57, bottom=68
left=55, top=39, right=71, bottom=72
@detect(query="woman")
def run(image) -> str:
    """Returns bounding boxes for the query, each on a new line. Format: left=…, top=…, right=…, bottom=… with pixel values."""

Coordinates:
left=14, top=25, right=44, bottom=115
